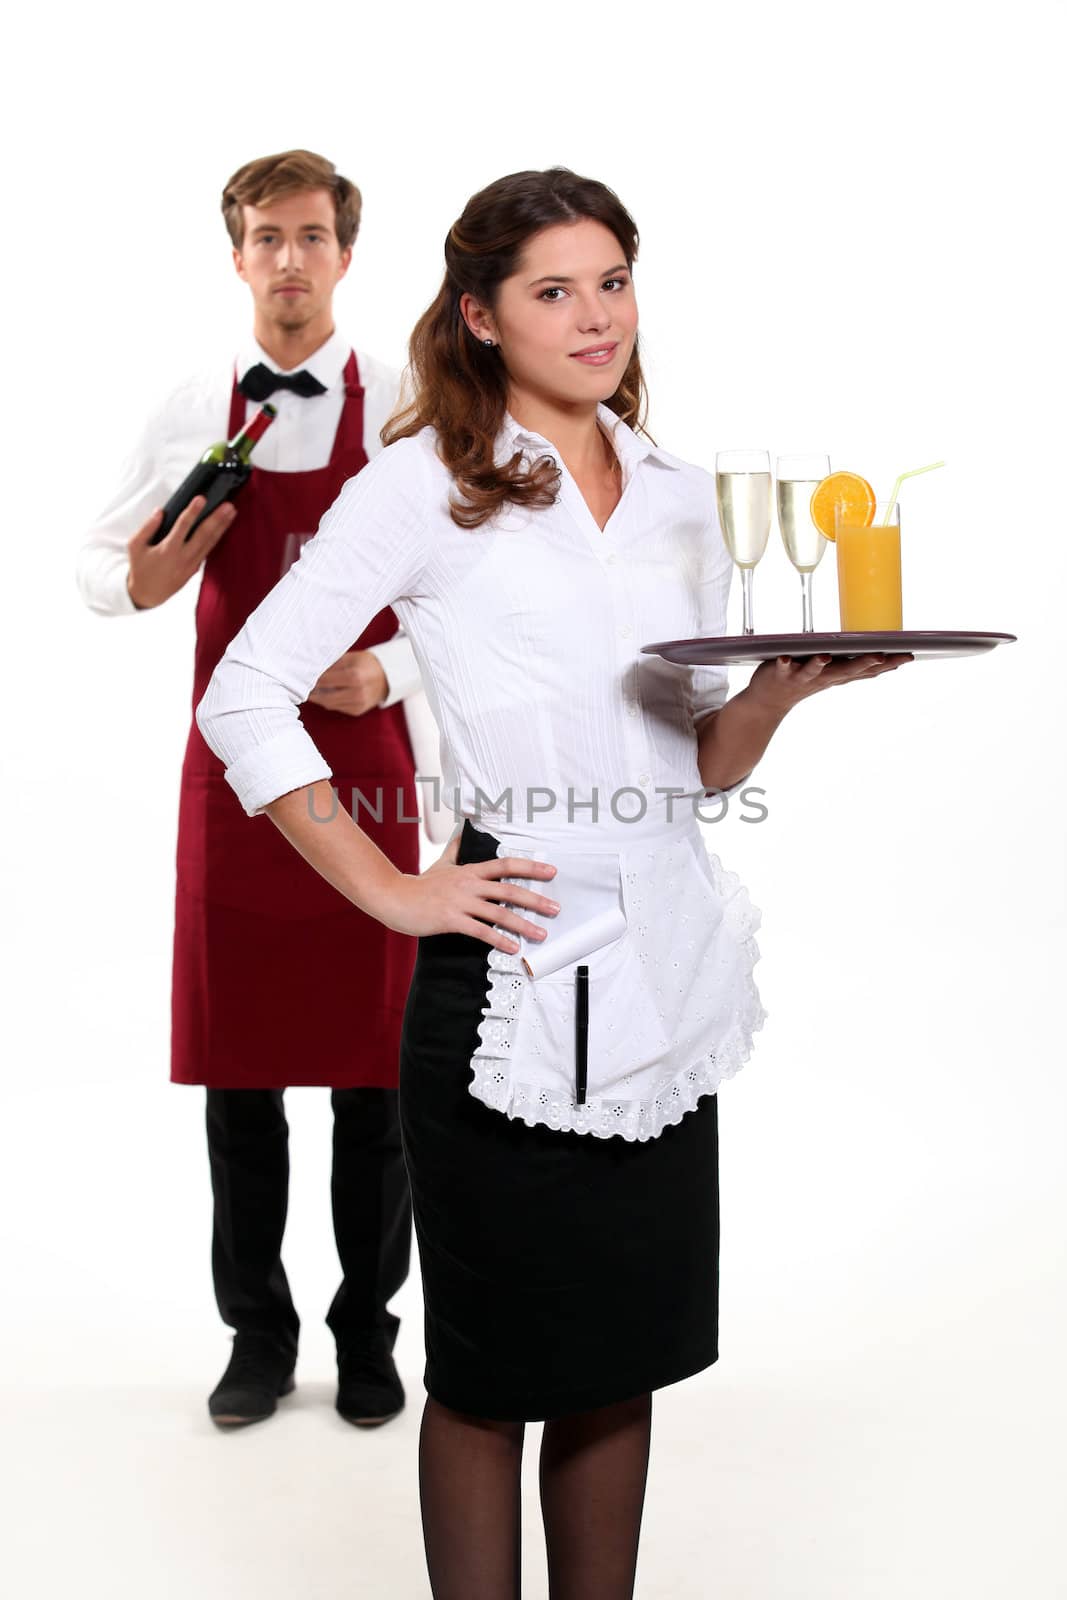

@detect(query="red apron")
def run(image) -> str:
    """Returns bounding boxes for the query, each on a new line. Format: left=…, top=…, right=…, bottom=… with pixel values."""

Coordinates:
left=170, top=352, right=419, bottom=1089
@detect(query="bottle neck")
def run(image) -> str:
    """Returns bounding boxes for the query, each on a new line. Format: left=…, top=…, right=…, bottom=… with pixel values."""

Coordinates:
left=229, top=402, right=277, bottom=463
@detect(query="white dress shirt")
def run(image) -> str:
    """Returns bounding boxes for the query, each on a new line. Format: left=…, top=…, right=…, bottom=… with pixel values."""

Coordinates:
left=75, top=328, right=421, bottom=706
left=76, top=327, right=453, bottom=843
left=195, top=404, right=766, bottom=1141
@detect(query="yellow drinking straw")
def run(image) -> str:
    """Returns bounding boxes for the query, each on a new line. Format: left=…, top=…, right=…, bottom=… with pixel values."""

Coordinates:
left=883, top=460, right=945, bottom=522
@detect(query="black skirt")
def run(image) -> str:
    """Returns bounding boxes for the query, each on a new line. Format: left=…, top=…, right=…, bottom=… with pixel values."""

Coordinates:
left=398, top=819, right=720, bottom=1422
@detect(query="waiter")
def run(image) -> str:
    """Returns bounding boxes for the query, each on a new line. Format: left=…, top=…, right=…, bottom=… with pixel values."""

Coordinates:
left=76, top=148, right=448, bottom=1430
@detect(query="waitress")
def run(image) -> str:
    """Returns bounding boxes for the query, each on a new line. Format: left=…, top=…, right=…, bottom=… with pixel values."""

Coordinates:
left=77, top=148, right=449, bottom=1432
left=196, top=166, right=911, bottom=1595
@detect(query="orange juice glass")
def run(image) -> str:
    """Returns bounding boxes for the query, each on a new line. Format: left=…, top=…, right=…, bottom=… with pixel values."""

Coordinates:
left=835, top=502, right=902, bottom=630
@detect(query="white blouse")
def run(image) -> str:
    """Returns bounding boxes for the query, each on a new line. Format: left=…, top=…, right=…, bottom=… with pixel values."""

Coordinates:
left=197, top=404, right=767, bottom=1141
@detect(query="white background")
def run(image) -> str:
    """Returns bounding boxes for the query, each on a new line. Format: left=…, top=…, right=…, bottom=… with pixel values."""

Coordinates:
left=2, top=1, right=1064, bottom=1596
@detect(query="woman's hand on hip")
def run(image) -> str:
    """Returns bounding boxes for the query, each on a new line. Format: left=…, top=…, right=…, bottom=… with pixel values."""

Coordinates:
left=375, top=832, right=561, bottom=952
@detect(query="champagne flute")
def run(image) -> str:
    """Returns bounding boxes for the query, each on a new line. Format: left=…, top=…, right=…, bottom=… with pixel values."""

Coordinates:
left=775, top=453, right=831, bottom=632
left=715, top=450, right=772, bottom=635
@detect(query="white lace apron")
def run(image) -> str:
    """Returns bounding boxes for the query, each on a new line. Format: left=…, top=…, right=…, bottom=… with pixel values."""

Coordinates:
left=466, top=809, right=766, bottom=1142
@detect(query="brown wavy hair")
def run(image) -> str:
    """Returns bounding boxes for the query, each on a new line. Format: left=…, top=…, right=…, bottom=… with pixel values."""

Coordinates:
left=221, top=149, right=362, bottom=251
left=382, top=167, right=652, bottom=529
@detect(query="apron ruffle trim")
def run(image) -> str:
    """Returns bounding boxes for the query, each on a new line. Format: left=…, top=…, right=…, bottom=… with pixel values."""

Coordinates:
left=467, top=837, right=767, bottom=1143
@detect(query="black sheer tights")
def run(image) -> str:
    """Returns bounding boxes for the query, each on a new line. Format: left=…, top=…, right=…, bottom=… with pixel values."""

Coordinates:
left=418, top=1391, right=653, bottom=1600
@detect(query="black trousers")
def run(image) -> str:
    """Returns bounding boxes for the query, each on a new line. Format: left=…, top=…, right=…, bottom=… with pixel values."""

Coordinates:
left=205, top=1086, right=412, bottom=1360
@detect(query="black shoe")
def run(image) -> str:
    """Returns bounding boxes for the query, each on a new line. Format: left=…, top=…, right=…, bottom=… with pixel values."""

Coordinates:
left=336, top=1332, right=405, bottom=1428
left=208, top=1332, right=296, bottom=1428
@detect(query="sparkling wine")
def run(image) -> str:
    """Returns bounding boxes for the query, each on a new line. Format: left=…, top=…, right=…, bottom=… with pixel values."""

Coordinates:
left=776, top=478, right=828, bottom=572
left=148, top=403, right=277, bottom=545
left=715, top=471, right=772, bottom=568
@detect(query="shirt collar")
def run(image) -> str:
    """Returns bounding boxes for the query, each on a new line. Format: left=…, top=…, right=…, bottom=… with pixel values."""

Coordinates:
left=236, top=326, right=350, bottom=390
left=497, top=401, right=681, bottom=473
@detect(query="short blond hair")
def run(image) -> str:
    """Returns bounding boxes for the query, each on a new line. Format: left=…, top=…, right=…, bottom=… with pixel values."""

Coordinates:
left=221, top=149, right=362, bottom=250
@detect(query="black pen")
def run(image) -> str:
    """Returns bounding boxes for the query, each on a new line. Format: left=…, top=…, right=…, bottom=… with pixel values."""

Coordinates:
left=575, top=965, right=589, bottom=1107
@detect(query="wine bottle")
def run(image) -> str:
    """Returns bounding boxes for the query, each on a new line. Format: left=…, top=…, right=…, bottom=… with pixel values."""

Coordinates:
left=148, top=403, right=278, bottom=546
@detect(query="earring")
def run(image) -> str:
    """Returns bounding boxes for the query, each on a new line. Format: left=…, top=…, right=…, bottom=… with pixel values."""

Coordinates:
left=483, top=338, right=494, bottom=347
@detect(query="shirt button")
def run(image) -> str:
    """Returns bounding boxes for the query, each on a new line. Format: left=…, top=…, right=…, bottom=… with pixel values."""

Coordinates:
left=638, top=773, right=651, bottom=788
left=606, top=554, right=618, bottom=566
left=627, top=704, right=639, bottom=718
left=619, top=624, right=633, bottom=639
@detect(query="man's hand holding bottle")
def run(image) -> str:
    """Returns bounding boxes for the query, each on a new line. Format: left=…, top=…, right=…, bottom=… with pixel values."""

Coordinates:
left=126, top=496, right=238, bottom=610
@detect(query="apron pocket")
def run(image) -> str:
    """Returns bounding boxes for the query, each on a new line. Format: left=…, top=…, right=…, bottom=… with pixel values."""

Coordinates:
left=517, top=852, right=629, bottom=988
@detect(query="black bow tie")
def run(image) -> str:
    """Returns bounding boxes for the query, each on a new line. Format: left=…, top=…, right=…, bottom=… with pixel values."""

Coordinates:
left=239, top=363, right=327, bottom=402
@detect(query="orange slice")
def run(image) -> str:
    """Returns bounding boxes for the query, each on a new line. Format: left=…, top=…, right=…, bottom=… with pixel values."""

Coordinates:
left=810, top=472, right=876, bottom=542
